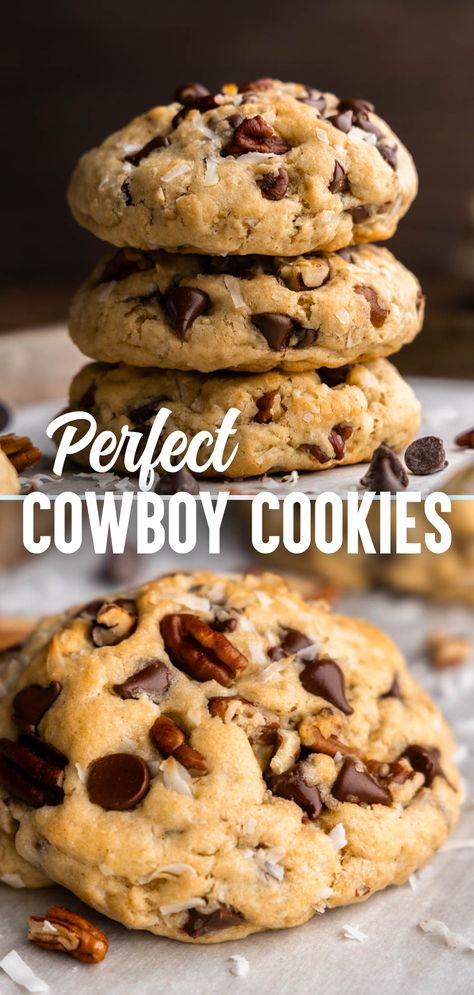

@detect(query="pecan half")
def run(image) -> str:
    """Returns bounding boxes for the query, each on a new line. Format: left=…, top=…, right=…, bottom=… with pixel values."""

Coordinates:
left=160, top=614, right=248, bottom=687
left=0, top=434, right=41, bottom=472
left=29, top=906, right=108, bottom=963
left=224, top=115, right=290, bottom=157
left=298, top=719, right=362, bottom=759
left=91, top=599, right=137, bottom=647
left=0, top=734, right=67, bottom=807
left=150, top=715, right=208, bottom=772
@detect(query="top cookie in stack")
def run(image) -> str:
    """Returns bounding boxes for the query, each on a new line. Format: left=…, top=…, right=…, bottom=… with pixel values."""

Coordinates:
left=64, top=77, right=423, bottom=479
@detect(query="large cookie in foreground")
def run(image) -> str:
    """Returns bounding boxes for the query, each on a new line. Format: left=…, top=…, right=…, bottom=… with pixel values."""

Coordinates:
left=0, top=571, right=460, bottom=943
left=58, top=358, right=421, bottom=478
left=70, top=244, right=424, bottom=373
left=67, top=78, right=417, bottom=256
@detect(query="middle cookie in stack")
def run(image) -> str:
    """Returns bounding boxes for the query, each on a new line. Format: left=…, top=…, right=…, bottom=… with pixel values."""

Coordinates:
left=65, top=78, right=423, bottom=479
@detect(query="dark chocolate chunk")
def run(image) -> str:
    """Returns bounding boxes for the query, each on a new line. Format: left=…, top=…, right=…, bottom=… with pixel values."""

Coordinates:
left=239, top=77, right=276, bottom=93
left=327, top=110, right=353, bottom=133
left=13, top=682, right=62, bottom=734
left=165, top=286, right=210, bottom=336
left=380, top=675, right=402, bottom=700
left=87, top=753, right=150, bottom=810
left=329, top=161, right=349, bottom=194
left=329, top=424, right=353, bottom=461
left=174, top=82, right=211, bottom=103
left=121, top=180, right=132, bottom=205
left=155, top=467, right=200, bottom=495
left=354, top=285, right=389, bottom=327
left=293, top=327, right=319, bottom=349
left=353, top=110, right=382, bottom=139
left=378, top=144, right=398, bottom=169
left=401, top=745, right=446, bottom=787
left=299, top=658, right=353, bottom=715
left=268, top=762, right=322, bottom=819
left=251, top=313, right=294, bottom=350
left=113, top=661, right=172, bottom=700
left=172, top=95, right=217, bottom=128
left=404, top=437, right=448, bottom=476
left=332, top=757, right=391, bottom=806
left=360, top=444, right=408, bottom=493
left=184, top=905, right=244, bottom=937
left=125, top=135, right=170, bottom=167
left=338, top=98, right=375, bottom=114
left=259, top=167, right=289, bottom=200
left=348, top=205, right=373, bottom=223
left=299, top=88, right=326, bottom=112
left=318, top=365, right=352, bottom=387
left=98, top=248, right=155, bottom=285
left=269, top=627, right=313, bottom=661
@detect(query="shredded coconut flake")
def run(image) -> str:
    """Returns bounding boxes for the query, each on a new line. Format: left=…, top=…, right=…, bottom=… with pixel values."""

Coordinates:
left=176, top=594, right=210, bottom=612
left=223, top=275, right=245, bottom=309
left=161, top=756, right=193, bottom=796
left=161, top=162, right=190, bottom=182
left=335, top=307, right=351, bottom=326
left=75, top=763, right=86, bottom=784
left=204, top=158, right=219, bottom=185
left=237, top=151, right=277, bottom=163
left=1, top=873, right=26, bottom=888
left=228, top=955, right=250, bottom=978
left=160, top=897, right=206, bottom=916
left=341, top=924, right=368, bottom=943
left=154, top=863, right=197, bottom=879
left=419, top=919, right=474, bottom=951
left=329, top=824, right=347, bottom=851
left=41, top=922, right=57, bottom=935
left=196, top=121, right=217, bottom=140
left=0, top=950, right=49, bottom=992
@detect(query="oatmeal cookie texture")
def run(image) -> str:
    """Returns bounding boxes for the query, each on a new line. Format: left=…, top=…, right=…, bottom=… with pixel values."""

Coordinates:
left=0, top=572, right=460, bottom=943
left=70, top=244, right=424, bottom=373
left=67, top=79, right=417, bottom=256
left=59, top=357, right=420, bottom=478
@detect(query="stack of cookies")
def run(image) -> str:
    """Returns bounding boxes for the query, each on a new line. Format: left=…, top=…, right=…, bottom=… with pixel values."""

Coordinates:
left=64, top=78, right=423, bottom=480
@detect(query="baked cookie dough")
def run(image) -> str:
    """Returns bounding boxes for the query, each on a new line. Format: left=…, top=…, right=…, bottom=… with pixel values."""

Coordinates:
left=58, top=358, right=420, bottom=479
left=0, top=571, right=460, bottom=942
left=0, top=449, right=19, bottom=496
left=67, top=79, right=418, bottom=255
left=70, top=244, right=424, bottom=373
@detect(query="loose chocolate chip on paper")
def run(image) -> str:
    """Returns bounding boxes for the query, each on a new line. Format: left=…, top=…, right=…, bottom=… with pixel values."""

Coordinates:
left=338, top=97, right=375, bottom=114
left=165, top=286, right=210, bottom=336
left=378, top=144, right=398, bottom=169
left=329, top=161, right=349, bottom=194
left=354, top=285, right=389, bottom=327
left=113, top=661, right=172, bottom=700
left=268, top=762, right=322, bottom=819
left=174, top=81, right=211, bottom=103
left=404, top=436, right=448, bottom=475
left=259, top=167, right=289, bottom=200
left=300, top=659, right=353, bottom=714
left=155, top=467, right=200, bottom=495
left=401, top=745, right=446, bottom=787
left=251, top=313, right=294, bottom=350
left=360, top=444, right=408, bottom=493
left=125, top=135, right=170, bottom=167
left=327, top=110, right=353, bottom=133
left=332, top=757, right=391, bottom=806
left=184, top=905, right=245, bottom=938
left=455, top=427, right=474, bottom=448
left=0, top=403, right=11, bottom=431
left=87, top=753, right=150, bottom=810
left=13, top=682, right=62, bottom=734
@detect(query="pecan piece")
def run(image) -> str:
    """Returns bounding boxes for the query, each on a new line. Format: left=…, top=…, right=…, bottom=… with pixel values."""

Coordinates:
left=224, top=115, right=290, bottom=157
left=354, top=285, right=389, bottom=327
left=426, top=630, right=470, bottom=670
left=298, top=719, right=362, bottom=758
left=29, top=906, right=108, bottom=963
left=254, top=389, right=279, bottom=424
left=150, top=715, right=208, bottom=772
left=0, top=734, right=67, bottom=808
left=91, top=599, right=137, bottom=647
left=160, top=614, right=248, bottom=687
left=0, top=434, right=41, bottom=472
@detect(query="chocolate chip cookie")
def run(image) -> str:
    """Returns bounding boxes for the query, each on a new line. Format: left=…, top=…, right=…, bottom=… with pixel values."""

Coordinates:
left=58, top=358, right=420, bottom=478
left=0, top=571, right=460, bottom=942
left=70, top=244, right=424, bottom=373
left=67, top=79, right=417, bottom=256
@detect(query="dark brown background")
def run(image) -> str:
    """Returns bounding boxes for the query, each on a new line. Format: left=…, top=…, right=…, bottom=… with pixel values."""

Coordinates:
left=2, top=0, right=474, bottom=374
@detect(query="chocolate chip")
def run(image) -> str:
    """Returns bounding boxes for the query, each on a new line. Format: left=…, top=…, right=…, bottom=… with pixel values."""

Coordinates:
left=318, top=365, right=352, bottom=387
left=258, top=167, right=289, bottom=200
left=401, top=745, right=446, bottom=787
left=329, top=161, right=349, bottom=194
left=254, top=390, right=279, bottom=424
left=113, top=661, right=172, bottom=700
left=353, top=110, right=382, bottom=139
left=268, top=762, right=322, bottom=819
left=0, top=403, right=11, bottom=431
left=404, top=436, right=448, bottom=476
left=299, top=444, right=331, bottom=464
left=293, top=327, right=318, bottom=349
left=327, top=110, right=353, bottom=133
left=212, top=616, right=237, bottom=634
left=13, top=683, right=62, bottom=734
left=174, top=82, right=211, bottom=103
left=165, top=286, right=210, bottom=336
left=338, top=97, right=375, bottom=114
left=332, top=757, right=391, bottom=806
left=300, top=659, right=353, bottom=715
left=129, top=396, right=170, bottom=424
left=299, top=88, right=326, bottom=112
left=380, top=675, right=402, bottom=700
left=238, top=77, right=276, bottom=92
left=155, top=467, right=200, bottom=495
left=269, top=627, right=313, bottom=661
left=329, top=424, right=353, bottom=461
left=227, top=113, right=245, bottom=129
left=87, top=753, right=150, bottom=810
left=348, top=205, right=373, bottom=223
left=125, top=135, right=170, bottom=167
left=98, top=248, right=155, bottom=285
left=184, top=905, right=244, bottom=938
left=378, top=144, right=398, bottom=169
left=354, top=285, right=389, bottom=327
left=455, top=427, right=474, bottom=448
left=121, top=180, right=132, bottom=205
left=337, top=247, right=356, bottom=263
left=251, top=313, right=294, bottom=350
left=172, top=95, right=217, bottom=128
left=360, top=444, right=409, bottom=493
left=76, top=382, right=97, bottom=410
left=224, top=115, right=290, bottom=157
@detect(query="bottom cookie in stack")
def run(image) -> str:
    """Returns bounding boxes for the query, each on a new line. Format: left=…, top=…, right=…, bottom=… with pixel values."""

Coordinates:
left=0, top=572, right=460, bottom=942
left=58, top=358, right=420, bottom=478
